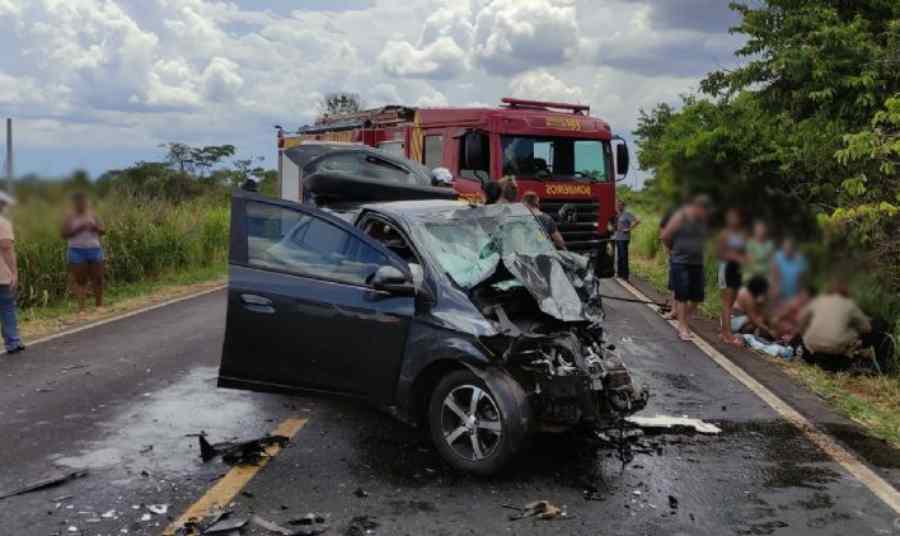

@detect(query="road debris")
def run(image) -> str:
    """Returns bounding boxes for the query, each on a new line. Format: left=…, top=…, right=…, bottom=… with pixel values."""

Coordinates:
left=505, top=500, right=568, bottom=521
left=288, top=512, right=330, bottom=535
left=582, top=485, right=606, bottom=502
left=197, top=434, right=290, bottom=466
left=147, top=504, right=169, bottom=515
left=204, top=515, right=249, bottom=533
left=625, top=415, right=722, bottom=435
left=344, top=515, right=377, bottom=536
left=0, top=470, right=87, bottom=501
left=250, top=515, right=294, bottom=535
left=668, top=495, right=679, bottom=510
left=353, top=487, right=369, bottom=498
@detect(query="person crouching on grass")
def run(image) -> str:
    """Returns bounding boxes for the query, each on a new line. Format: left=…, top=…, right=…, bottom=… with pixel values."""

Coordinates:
left=62, top=192, right=105, bottom=314
left=0, top=192, right=24, bottom=354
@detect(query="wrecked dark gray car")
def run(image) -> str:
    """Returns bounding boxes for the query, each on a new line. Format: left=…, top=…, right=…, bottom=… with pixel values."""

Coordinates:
left=219, top=193, right=647, bottom=474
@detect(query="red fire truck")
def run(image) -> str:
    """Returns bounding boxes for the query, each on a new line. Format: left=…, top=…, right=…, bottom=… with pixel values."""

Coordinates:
left=278, top=98, right=629, bottom=252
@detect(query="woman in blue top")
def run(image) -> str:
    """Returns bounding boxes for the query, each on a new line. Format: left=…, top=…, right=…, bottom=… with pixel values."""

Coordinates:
left=771, top=236, right=808, bottom=303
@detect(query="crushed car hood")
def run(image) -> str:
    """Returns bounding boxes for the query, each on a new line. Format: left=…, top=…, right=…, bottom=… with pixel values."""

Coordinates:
left=501, top=250, right=598, bottom=323
left=405, top=203, right=599, bottom=325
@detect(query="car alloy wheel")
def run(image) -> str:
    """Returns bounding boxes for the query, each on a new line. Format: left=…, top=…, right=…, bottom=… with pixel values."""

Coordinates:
left=440, top=384, right=503, bottom=461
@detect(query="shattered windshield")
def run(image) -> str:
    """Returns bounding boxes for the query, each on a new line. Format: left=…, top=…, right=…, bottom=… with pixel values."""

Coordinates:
left=414, top=207, right=557, bottom=289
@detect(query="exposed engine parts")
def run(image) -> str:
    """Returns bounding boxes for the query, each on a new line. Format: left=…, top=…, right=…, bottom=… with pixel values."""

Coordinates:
left=483, top=308, right=648, bottom=431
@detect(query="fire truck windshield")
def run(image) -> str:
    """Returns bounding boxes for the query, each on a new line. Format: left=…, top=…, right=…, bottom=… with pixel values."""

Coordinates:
left=500, top=136, right=610, bottom=182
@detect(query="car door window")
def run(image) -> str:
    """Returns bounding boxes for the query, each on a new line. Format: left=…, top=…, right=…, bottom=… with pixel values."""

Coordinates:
left=246, top=201, right=387, bottom=286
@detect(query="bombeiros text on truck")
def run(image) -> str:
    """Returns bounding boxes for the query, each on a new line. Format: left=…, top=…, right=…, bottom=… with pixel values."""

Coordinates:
left=277, top=98, right=630, bottom=255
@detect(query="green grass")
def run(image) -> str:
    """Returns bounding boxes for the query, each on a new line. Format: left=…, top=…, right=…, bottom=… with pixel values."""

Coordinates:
left=13, top=194, right=229, bottom=311
left=19, top=262, right=226, bottom=325
left=628, top=207, right=900, bottom=448
left=781, top=362, right=900, bottom=449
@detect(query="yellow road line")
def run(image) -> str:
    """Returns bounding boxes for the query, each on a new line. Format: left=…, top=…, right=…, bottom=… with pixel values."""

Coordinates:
left=615, top=277, right=900, bottom=515
left=163, top=417, right=309, bottom=535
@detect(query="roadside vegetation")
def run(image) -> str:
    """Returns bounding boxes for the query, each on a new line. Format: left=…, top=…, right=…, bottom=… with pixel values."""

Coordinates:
left=622, top=0, right=900, bottom=447
left=11, top=143, right=277, bottom=321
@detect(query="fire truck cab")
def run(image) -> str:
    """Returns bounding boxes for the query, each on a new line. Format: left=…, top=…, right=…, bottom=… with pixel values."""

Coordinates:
left=278, top=98, right=628, bottom=253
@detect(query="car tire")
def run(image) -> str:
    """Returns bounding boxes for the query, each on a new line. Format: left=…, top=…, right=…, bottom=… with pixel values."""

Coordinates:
left=427, top=369, right=522, bottom=475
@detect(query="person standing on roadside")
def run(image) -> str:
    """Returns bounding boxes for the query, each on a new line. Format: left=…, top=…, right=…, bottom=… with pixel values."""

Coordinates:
left=497, top=176, right=518, bottom=204
left=522, top=191, right=566, bottom=250
left=613, top=200, right=640, bottom=281
left=62, top=192, right=106, bottom=313
left=745, top=220, right=774, bottom=283
left=661, top=195, right=709, bottom=341
left=717, top=208, right=747, bottom=345
left=0, top=192, right=24, bottom=354
left=659, top=204, right=678, bottom=319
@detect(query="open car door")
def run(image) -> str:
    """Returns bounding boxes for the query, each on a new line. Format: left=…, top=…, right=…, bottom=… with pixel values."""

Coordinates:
left=218, top=191, right=417, bottom=404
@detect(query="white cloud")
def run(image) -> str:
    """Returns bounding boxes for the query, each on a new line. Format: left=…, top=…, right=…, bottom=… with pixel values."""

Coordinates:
left=509, top=69, right=585, bottom=103
left=0, top=0, right=742, bottom=179
left=200, top=57, right=244, bottom=102
left=473, top=0, right=579, bottom=75
left=378, top=36, right=468, bottom=80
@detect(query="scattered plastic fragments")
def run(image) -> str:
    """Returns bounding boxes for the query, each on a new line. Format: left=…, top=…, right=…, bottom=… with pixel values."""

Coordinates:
left=250, top=515, right=295, bottom=535
left=0, top=470, right=88, bottom=501
left=344, top=515, right=377, bottom=536
left=140, top=513, right=152, bottom=522
left=204, top=515, right=249, bottom=533
left=147, top=504, right=168, bottom=515
left=287, top=512, right=330, bottom=535
left=505, top=500, right=567, bottom=521
left=625, top=415, right=722, bottom=435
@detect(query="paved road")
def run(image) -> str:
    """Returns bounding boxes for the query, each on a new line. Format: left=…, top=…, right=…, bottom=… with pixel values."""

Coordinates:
left=0, top=283, right=898, bottom=535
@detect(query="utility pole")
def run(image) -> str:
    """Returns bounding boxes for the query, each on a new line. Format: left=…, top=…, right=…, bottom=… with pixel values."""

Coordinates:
left=4, top=118, right=12, bottom=195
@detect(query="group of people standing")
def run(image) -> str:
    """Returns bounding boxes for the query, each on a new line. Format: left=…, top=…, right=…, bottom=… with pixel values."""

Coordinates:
left=714, top=211, right=809, bottom=347
left=651, top=196, right=889, bottom=373
left=0, top=192, right=105, bottom=357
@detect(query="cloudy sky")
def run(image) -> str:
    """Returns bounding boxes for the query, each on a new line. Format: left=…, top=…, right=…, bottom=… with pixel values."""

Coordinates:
left=1, top=0, right=744, bottom=184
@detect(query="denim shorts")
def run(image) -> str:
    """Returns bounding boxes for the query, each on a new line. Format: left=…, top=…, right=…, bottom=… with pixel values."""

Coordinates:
left=68, top=247, right=104, bottom=265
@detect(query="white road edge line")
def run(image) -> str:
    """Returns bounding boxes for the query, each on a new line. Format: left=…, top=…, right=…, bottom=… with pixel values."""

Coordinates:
left=3, top=284, right=226, bottom=355
left=615, top=277, right=900, bottom=515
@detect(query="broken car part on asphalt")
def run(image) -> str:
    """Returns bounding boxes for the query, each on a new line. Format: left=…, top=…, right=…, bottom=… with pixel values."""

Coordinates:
left=197, top=434, right=290, bottom=466
left=0, top=470, right=87, bottom=501
left=626, top=415, right=722, bottom=435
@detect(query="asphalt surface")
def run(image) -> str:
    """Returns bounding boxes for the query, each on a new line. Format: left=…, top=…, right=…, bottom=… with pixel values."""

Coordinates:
left=0, top=282, right=898, bottom=535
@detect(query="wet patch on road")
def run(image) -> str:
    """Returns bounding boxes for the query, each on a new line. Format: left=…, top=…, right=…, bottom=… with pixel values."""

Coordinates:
left=51, top=366, right=292, bottom=477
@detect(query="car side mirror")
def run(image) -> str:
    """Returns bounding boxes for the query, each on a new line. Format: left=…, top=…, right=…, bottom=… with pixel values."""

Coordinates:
left=431, top=167, right=453, bottom=187
left=614, top=138, right=630, bottom=180
left=370, top=265, right=416, bottom=296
